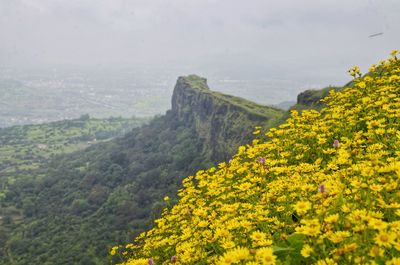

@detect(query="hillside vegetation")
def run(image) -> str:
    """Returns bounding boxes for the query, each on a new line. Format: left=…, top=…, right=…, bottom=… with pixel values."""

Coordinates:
left=0, top=76, right=284, bottom=264
left=0, top=116, right=145, bottom=199
left=114, top=52, right=400, bottom=265
left=0, top=116, right=145, bottom=263
left=183, top=75, right=283, bottom=119
left=0, top=116, right=144, bottom=177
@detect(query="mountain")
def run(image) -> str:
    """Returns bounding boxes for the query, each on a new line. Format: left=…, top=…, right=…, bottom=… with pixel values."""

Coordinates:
left=274, top=101, right=296, bottom=110
left=0, top=75, right=284, bottom=264
left=171, top=75, right=283, bottom=161
left=115, top=54, right=400, bottom=264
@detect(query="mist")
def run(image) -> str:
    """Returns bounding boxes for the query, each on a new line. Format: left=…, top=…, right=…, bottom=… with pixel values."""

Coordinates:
left=1, top=0, right=399, bottom=122
left=1, top=0, right=399, bottom=77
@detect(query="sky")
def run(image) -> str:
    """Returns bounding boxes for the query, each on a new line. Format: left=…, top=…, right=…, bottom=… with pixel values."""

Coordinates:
left=1, top=0, right=399, bottom=85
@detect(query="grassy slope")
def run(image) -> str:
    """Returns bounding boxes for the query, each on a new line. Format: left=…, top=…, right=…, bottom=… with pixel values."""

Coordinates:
left=116, top=54, right=400, bottom=265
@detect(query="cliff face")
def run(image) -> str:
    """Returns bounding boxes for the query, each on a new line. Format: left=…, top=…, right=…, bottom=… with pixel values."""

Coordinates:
left=171, top=75, right=285, bottom=161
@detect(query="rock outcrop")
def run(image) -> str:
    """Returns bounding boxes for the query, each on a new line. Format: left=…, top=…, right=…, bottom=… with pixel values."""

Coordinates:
left=171, top=75, right=284, bottom=161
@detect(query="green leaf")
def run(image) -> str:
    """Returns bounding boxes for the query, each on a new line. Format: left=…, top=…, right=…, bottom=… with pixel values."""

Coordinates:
left=272, top=245, right=293, bottom=253
left=287, top=233, right=305, bottom=249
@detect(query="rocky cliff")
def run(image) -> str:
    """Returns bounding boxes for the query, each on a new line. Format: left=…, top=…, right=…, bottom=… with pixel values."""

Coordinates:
left=171, top=75, right=285, bottom=161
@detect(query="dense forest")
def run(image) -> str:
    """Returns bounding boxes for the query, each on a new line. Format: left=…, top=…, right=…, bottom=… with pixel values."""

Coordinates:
left=2, top=113, right=204, bottom=264
left=0, top=116, right=146, bottom=263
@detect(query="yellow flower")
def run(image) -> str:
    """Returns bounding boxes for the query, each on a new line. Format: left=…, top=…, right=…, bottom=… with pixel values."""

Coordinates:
left=348, top=66, right=361, bottom=77
left=328, top=231, right=350, bottom=244
left=128, top=259, right=150, bottom=265
left=219, top=247, right=250, bottom=264
left=394, top=241, right=400, bottom=251
left=256, top=240, right=273, bottom=247
left=341, top=203, right=352, bottom=213
left=110, top=246, right=119, bottom=256
left=370, top=184, right=383, bottom=192
left=253, top=129, right=261, bottom=135
left=369, top=246, right=384, bottom=257
left=357, top=81, right=366, bottom=88
left=221, top=240, right=236, bottom=250
left=386, top=257, right=400, bottom=265
left=232, top=247, right=251, bottom=261
left=294, top=201, right=312, bottom=215
left=368, top=218, right=388, bottom=230
left=325, top=214, right=339, bottom=224
left=374, top=231, right=396, bottom=248
left=301, top=244, right=313, bottom=258
left=297, top=219, right=321, bottom=237
left=255, top=247, right=276, bottom=265
left=251, top=231, right=267, bottom=242
left=395, top=209, right=400, bottom=217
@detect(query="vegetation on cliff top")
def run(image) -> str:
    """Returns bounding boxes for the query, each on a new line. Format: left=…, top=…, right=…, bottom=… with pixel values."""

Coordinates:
left=182, top=75, right=284, bottom=120
left=114, top=51, right=400, bottom=265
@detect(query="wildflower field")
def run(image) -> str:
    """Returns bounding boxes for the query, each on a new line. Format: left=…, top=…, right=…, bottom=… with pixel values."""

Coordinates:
left=113, top=52, right=400, bottom=264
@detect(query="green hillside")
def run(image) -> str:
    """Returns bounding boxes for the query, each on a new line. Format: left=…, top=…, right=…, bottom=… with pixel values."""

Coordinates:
left=0, top=116, right=145, bottom=178
left=0, top=116, right=146, bottom=260
left=115, top=53, right=400, bottom=265
left=0, top=76, right=285, bottom=264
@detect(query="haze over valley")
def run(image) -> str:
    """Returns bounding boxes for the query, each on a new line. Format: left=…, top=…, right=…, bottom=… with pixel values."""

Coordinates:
left=1, top=65, right=335, bottom=128
left=2, top=0, right=399, bottom=128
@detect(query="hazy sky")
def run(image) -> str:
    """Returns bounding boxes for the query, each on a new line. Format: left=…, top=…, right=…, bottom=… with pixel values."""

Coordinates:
left=1, top=0, right=399, bottom=85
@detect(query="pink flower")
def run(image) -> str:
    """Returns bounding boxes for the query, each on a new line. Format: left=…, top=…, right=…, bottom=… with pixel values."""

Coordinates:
left=318, top=184, right=326, bottom=194
left=171, top=256, right=177, bottom=263
left=256, top=157, right=266, bottom=165
left=148, top=258, right=154, bottom=265
left=333, top=140, right=340, bottom=149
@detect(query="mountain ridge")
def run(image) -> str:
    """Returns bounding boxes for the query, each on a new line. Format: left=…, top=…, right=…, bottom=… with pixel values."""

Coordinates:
left=171, top=75, right=284, bottom=161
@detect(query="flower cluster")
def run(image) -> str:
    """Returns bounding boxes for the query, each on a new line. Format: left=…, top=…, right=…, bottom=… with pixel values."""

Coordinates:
left=113, top=51, right=400, bottom=264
